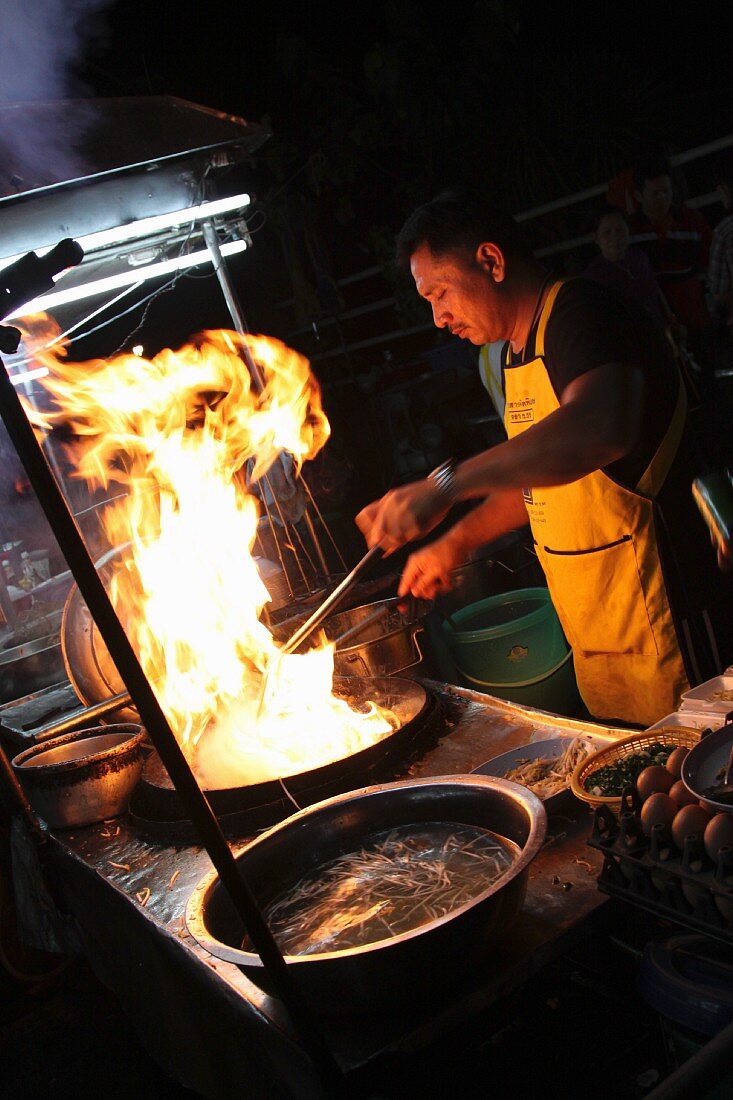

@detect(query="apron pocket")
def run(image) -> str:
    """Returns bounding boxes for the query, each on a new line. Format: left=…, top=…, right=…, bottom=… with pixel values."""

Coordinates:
left=539, top=534, right=658, bottom=657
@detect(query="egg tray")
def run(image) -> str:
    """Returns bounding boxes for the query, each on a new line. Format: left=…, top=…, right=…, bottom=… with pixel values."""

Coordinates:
left=588, top=790, right=733, bottom=947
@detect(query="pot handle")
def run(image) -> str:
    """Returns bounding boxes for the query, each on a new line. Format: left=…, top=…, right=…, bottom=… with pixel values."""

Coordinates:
left=392, top=626, right=424, bottom=673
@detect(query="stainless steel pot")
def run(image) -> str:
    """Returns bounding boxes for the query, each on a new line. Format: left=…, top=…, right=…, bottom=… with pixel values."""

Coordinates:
left=185, top=774, right=546, bottom=1013
left=12, top=722, right=146, bottom=828
left=321, top=597, right=427, bottom=678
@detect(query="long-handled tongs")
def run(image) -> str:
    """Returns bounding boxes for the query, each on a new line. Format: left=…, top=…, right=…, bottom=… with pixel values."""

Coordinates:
left=281, top=544, right=383, bottom=656
left=256, top=545, right=382, bottom=716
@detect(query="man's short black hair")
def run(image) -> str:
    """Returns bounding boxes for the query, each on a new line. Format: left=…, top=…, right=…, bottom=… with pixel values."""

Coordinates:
left=395, top=188, right=529, bottom=271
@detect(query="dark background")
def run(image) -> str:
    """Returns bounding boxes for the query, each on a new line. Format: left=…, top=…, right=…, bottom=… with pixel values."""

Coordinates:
left=75, top=0, right=733, bottom=331
left=1, top=6, right=733, bottom=1096
left=0, top=0, right=727, bottom=529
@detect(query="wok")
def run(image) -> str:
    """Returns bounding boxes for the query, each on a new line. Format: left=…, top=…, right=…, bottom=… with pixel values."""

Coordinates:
left=132, top=675, right=443, bottom=835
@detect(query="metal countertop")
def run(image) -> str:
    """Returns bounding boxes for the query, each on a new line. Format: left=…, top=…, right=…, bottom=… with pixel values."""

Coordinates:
left=13, top=681, right=629, bottom=1098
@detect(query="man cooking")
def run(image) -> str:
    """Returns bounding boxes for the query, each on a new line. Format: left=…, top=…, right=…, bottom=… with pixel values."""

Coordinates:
left=356, top=189, right=733, bottom=728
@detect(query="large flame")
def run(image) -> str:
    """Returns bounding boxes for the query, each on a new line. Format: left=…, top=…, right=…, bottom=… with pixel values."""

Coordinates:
left=20, top=317, right=396, bottom=786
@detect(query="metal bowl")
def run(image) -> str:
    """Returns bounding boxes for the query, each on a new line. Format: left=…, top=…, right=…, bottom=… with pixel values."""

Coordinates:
left=681, top=721, right=733, bottom=813
left=12, top=723, right=146, bottom=828
left=185, top=774, right=546, bottom=1013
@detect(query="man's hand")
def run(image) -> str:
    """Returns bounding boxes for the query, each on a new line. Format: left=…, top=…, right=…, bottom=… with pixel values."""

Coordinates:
left=398, top=536, right=464, bottom=600
left=355, top=478, right=449, bottom=554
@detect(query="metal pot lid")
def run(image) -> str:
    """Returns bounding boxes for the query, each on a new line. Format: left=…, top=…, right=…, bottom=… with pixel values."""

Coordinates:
left=61, top=543, right=302, bottom=717
left=60, top=544, right=138, bottom=721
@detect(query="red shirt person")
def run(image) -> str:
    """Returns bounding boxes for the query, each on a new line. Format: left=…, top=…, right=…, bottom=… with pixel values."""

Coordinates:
left=629, top=161, right=712, bottom=340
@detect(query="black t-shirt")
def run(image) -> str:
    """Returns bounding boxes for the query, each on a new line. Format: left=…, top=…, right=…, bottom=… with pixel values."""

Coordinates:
left=505, top=276, right=678, bottom=488
left=506, top=275, right=733, bottom=683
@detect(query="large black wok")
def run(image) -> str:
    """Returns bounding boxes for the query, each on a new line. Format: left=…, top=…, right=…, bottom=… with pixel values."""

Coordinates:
left=131, top=675, right=444, bottom=836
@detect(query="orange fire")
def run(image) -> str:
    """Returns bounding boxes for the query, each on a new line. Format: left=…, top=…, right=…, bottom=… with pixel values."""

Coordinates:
left=20, top=317, right=396, bottom=787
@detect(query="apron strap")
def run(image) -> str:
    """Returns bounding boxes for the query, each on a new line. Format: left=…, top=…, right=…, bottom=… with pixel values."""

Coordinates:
left=535, top=280, right=566, bottom=358
left=503, top=279, right=567, bottom=368
left=635, top=371, right=687, bottom=498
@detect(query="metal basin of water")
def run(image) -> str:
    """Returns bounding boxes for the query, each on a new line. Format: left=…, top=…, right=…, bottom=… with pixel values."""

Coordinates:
left=185, top=775, right=546, bottom=1013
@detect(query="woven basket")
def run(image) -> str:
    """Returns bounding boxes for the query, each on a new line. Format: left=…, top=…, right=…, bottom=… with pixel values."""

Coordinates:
left=570, top=726, right=703, bottom=816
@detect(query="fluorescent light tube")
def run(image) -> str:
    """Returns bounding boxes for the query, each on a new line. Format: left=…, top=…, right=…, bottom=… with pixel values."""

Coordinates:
left=7, top=239, right=248, bottom=318
left=0, top=192, right=251, bottom=270
left=9, top=366, right=50, bottom=386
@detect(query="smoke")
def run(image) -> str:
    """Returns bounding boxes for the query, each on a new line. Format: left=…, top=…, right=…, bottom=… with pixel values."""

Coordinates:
left=0, top=0, right=114, bottom=192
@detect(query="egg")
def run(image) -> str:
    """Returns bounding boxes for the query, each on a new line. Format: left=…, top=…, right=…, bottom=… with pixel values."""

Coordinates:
left=703, top=813, right=733, bottom=863
left=636, top=764, right=674, bottom=802
left=665, top=746, right=690, bottom=779
left=669, top=779, right=698, bottom=807
left=671, top=804, right=712, bottom=851
left=640, top=792, right=678, bottom=837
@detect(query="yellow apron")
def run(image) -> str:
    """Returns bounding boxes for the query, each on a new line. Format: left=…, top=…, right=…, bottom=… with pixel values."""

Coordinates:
left=503, top=280, right=689, bottom=726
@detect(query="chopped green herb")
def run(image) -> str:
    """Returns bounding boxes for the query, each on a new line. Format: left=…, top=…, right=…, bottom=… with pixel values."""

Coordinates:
left=585, top=743, right=673, bottom=797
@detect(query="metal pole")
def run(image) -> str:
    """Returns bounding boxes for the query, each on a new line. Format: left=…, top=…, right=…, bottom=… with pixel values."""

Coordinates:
left=203, top=219, right=334, bottom=599
left=0, top=355, right=346, bottom=1093
left=201, top=219, right=250, bottom=338
left=33, top=690, right=133, bottom=743
left=0, top=736, right=45, bottom=844
left=303, top=508, right=331, bottom=579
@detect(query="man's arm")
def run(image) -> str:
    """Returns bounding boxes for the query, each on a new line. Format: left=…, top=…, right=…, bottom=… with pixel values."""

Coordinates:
left=397, top=488, right=528, bottom=599
left=454, top=360, right=643, bottom=496
left=356, top=361, right=644, bottom=551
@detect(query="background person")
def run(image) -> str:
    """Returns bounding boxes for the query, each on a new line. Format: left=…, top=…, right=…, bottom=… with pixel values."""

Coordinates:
left=584, top=203, right=702, bottom=404
left=584, top=204, right=670, bottom=326
left=629, top=153, right=714, bottom=388
left=357, top=188, right=733, bottom=728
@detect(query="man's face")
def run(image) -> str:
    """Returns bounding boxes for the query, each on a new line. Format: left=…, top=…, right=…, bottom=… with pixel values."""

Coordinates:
left=410, top=242, right=507, bottom=345
left=596, top=212, right=629, bottom=262
left=639, top=175, right=673, bottom=222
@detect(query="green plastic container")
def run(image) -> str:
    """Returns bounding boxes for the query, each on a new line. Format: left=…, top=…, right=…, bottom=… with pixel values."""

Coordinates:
left=456, top=648, right=583, bottom=718
left=442, top=587, right=568, bottom=685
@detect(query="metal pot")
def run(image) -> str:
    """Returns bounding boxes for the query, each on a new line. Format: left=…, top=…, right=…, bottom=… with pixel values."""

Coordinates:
left=321, top=597, right=427, bottom=678
left=12, top=722, right=146, bottom=828
left=185, top=774, right=546, bottom=1013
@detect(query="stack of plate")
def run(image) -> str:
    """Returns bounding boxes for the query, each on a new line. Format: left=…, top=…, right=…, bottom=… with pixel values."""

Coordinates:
left=679, top=675, right=733, bottom=720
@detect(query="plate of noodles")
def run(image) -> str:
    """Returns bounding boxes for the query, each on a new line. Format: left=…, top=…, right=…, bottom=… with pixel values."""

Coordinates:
left=473, top=737, right=595, bottom=804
